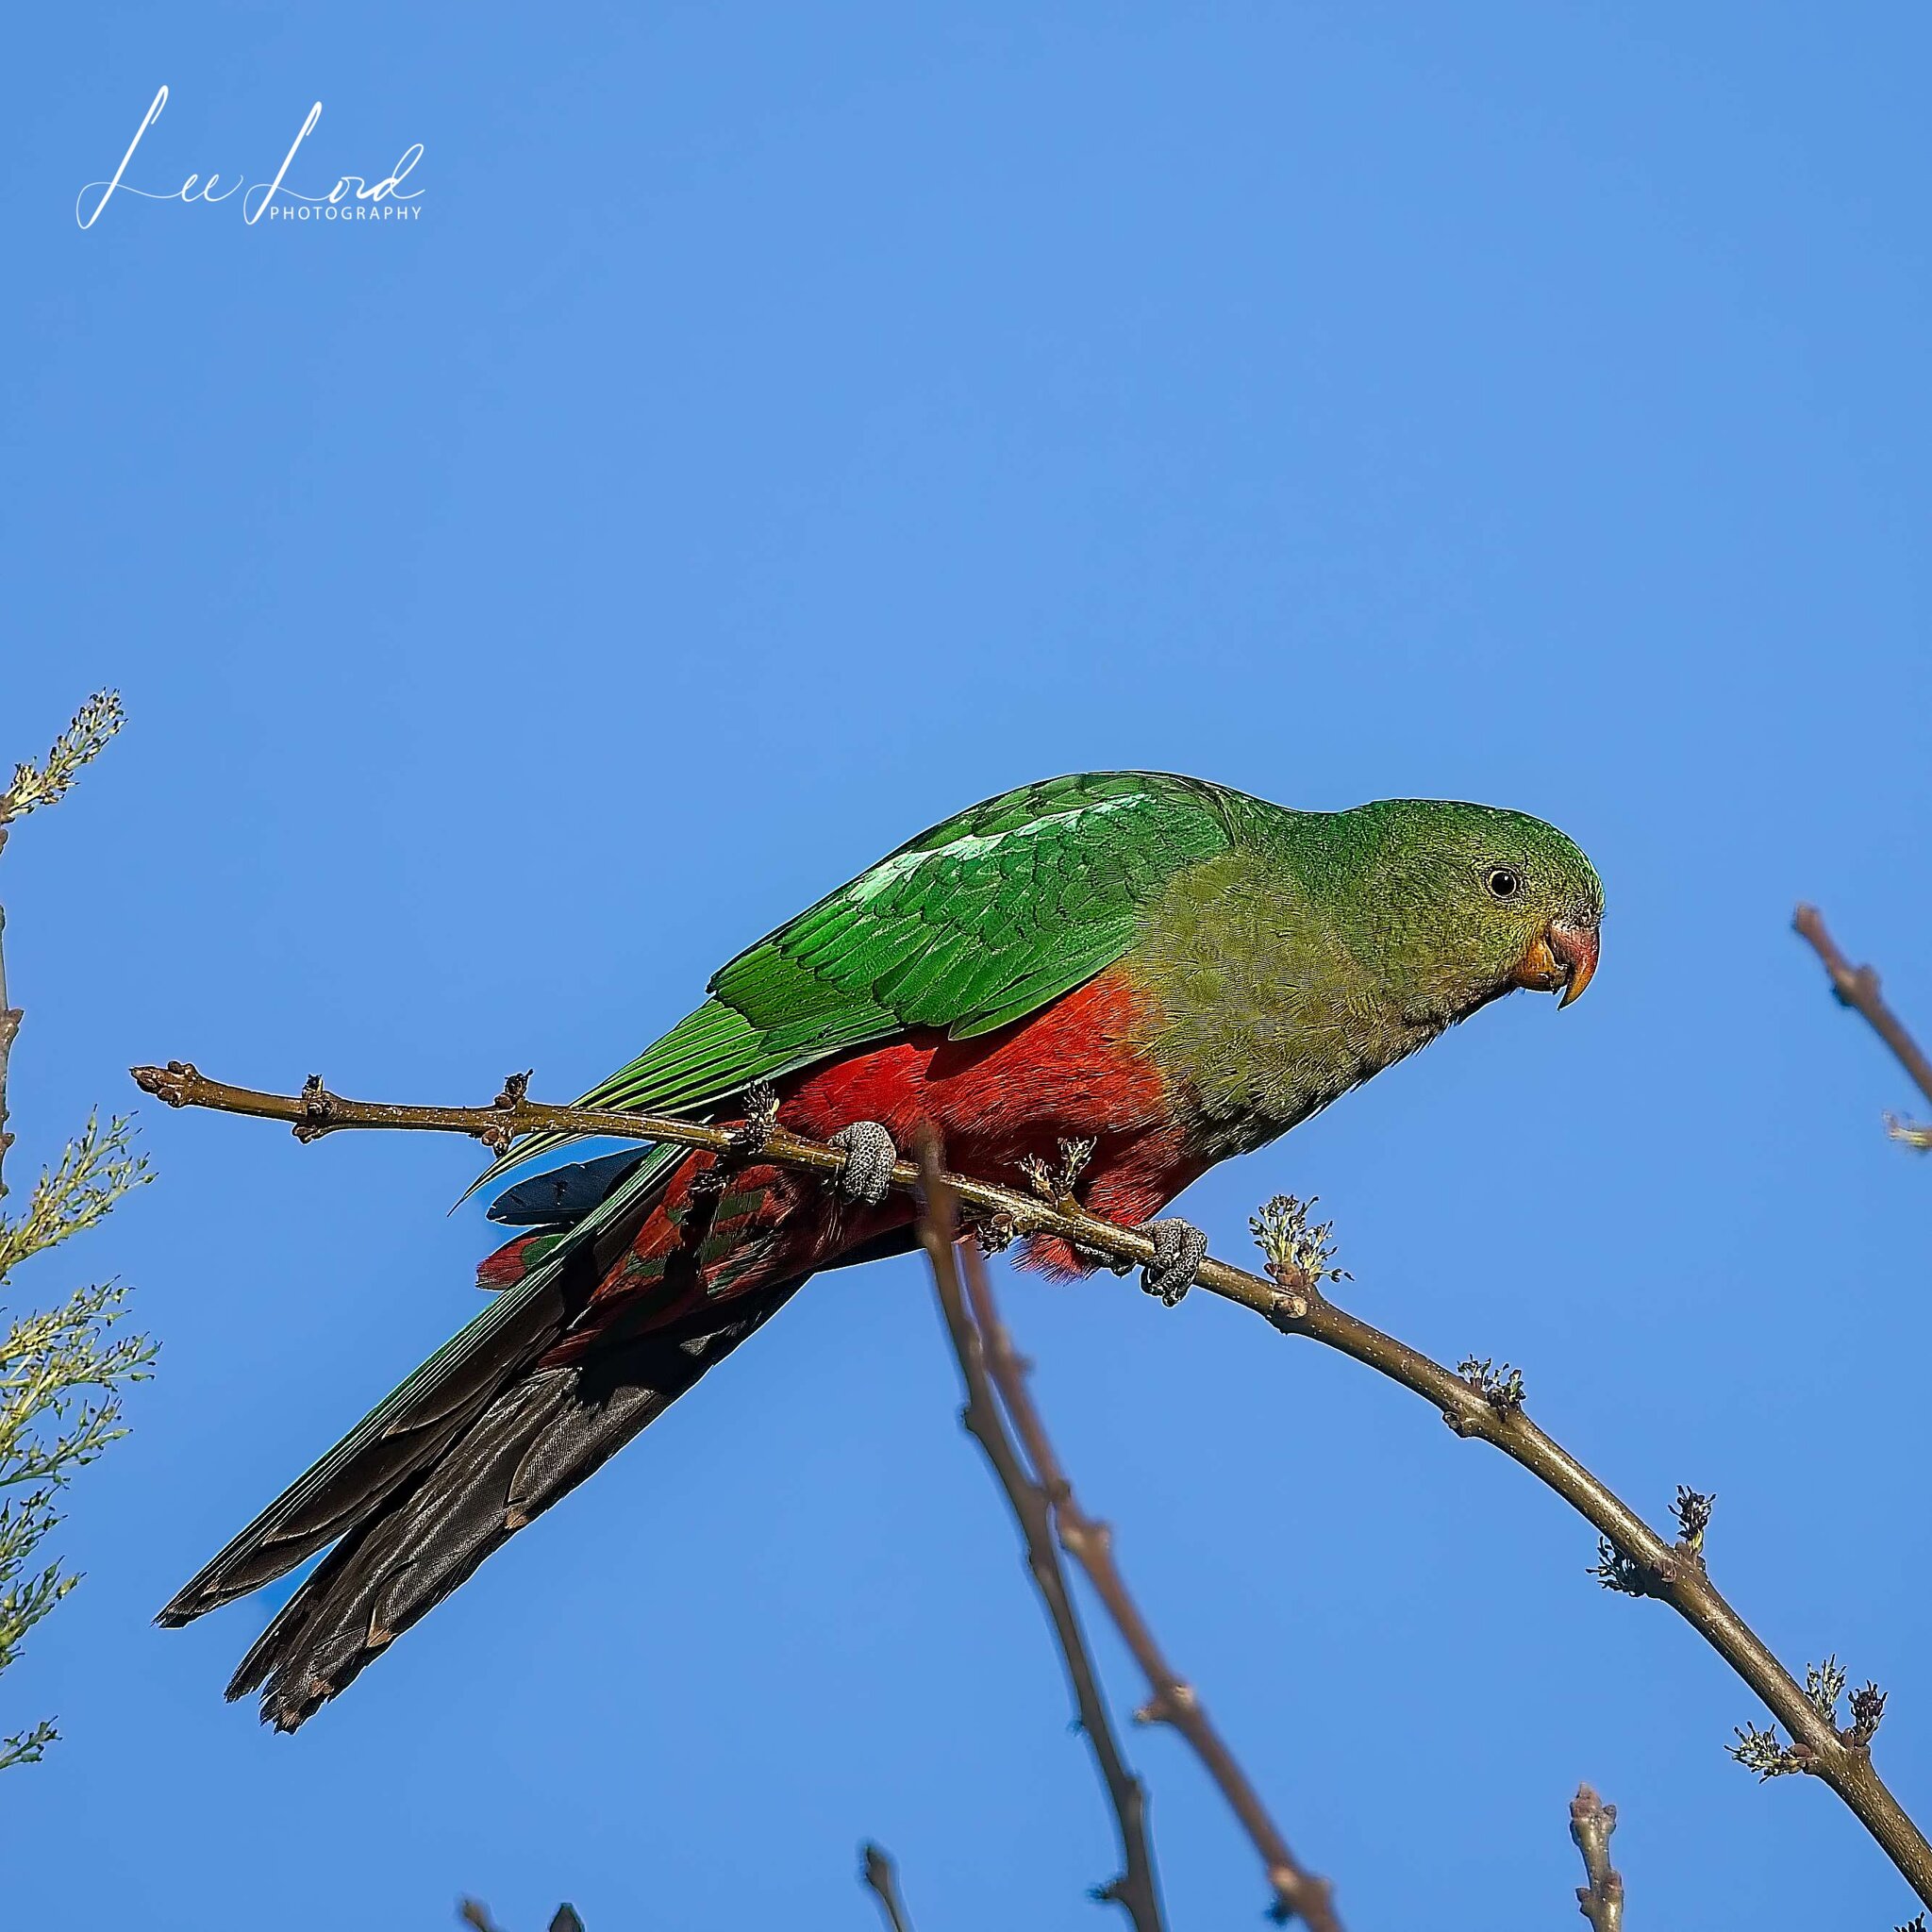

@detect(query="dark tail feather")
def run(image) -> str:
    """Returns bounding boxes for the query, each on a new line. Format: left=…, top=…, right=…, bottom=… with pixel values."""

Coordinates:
left=226, top=1287, right=798, bottom=1731
left=159, top=1149, right=683, bottom=1631
left=158, top=1267, right=582, bottom=1624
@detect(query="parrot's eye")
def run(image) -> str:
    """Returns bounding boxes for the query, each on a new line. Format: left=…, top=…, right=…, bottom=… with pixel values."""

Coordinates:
left=1485, top=866, right=1523, bottom=901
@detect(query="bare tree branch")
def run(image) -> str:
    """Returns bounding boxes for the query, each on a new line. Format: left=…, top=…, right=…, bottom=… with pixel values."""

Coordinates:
left=917, top=1139, right=1166, bottom=1930
left=1794, top=905, right=1932, bottom=1144
left=963, top=1245, right=1340, bottom=1928
left=130, top=1059, right=1932, bottom=1909
left=1569, top=1785, right=1623, bottom=1930
left=860, top=1842, right=917, bottom=1932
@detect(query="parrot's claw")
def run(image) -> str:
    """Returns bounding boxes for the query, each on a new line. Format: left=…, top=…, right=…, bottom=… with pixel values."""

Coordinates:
left=1140, top=1218, right=1208, bottom=1307
left=828, top=1120, right=898, bottom=1207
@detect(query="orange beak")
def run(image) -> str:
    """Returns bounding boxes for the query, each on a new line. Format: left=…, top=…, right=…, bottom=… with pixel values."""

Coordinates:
left=1513, top=921, right=1600, bottom=1007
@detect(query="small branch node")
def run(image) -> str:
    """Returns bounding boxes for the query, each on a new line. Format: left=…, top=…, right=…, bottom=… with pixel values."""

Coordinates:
left=1728, top=1719, right=1815, bottom=1780
left=1848, top=1681, right=1890, bottom=1749
left=1132, top=1682, right=1198, bottom=1727
left=731, top=1079, right=779, bottom=1157
left=1268, top=1286, right=1310, bottom=1328
left=1807, top=1654, right=1850, bottom=1724
left=1059, top=1517, right=1112, bottom=1564
left=1020, top=1138, right=1097, bottom=1208
left=467, top=1072, right=531, bottom=1154
left=974, top=1208, right=1019, bottom=1255
left=1589, top=1536, right=1653, bottom=1598
left=1263, top=1868, right=1317, bottom=1926
left=1457, top=1355, right=1526, bottom=1412
left=132, top=1060, right=197, bottom=1108
left=1249, top=1194, right=1348, bottom=1298
left=1671, top=1484, right=1715, bottom=1558
left=1057, top=1135, right=1095, bottom=1189
left=292, top=1074, right=339, bottom=1143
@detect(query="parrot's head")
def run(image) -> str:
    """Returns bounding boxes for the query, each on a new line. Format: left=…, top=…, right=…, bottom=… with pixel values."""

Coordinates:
left=1330, top=799, right=1604, bottom=1019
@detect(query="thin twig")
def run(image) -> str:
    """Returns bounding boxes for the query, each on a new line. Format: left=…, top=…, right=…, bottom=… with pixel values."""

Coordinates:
left=1794, top=905, right=1932, bottom=1135
left=0, top=912, right=16, bottom=1201
left=917, top=1139, right=1166, bottom=1929
left=964, top=1257, right=1340, bottom=1929
left=130, top=1059, right=1932, bottom=1908
left=860, top=1842, right=917, bottom=1932
left=1569, top=1785, right=1624, bottom=1930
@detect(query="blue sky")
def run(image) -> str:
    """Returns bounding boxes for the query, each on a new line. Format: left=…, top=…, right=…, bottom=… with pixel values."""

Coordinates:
left=8, top=5, right=1932, bottom=1925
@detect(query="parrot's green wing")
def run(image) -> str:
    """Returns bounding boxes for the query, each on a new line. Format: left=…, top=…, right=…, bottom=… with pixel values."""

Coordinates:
left=472, top=771, right=1245, bottom=1193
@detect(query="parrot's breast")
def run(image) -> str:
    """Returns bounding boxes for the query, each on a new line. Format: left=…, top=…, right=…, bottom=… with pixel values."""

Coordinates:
left=1124, top=848, right=1451, bottom=1157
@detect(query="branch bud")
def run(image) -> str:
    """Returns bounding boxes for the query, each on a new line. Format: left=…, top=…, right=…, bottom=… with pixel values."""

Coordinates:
left=1457, top=1356, right=1526, bottom=1412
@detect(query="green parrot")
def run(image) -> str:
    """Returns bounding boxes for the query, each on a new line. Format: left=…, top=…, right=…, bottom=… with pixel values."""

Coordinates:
left=160, top=771, right=1602, bottom=1728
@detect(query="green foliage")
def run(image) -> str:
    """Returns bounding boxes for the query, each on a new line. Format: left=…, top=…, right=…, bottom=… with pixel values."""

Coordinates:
left=0, top=691, right=124, bottom=834
left=0, top=691, right=151, bottom=1770
left=1248, top=1193, right=1348, bottom=1289
left=1806, top=1655, right=1849, bottom=1724
left=0, top=1115, right=155, bottom=1766
left=1724, top=1657, right=1888, bottom=1783
left=0, top=1111, right=149, bottom=1280
left=1727, top=1720, right=1805, bottom=1781
left=1457, top=1356, right=1527, bottom=1412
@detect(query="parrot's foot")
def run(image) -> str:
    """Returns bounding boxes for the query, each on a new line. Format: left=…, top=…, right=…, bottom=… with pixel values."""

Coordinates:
left=828, top=1120, right=898, bottom=1206
left=1139, top=1218, right=1208, bottom=1307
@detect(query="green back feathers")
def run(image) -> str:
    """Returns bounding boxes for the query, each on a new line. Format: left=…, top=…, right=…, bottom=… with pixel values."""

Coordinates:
left=713, top=771, right=1238, bottom=1041
left=472, top=772, right=1246, bottom=1191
